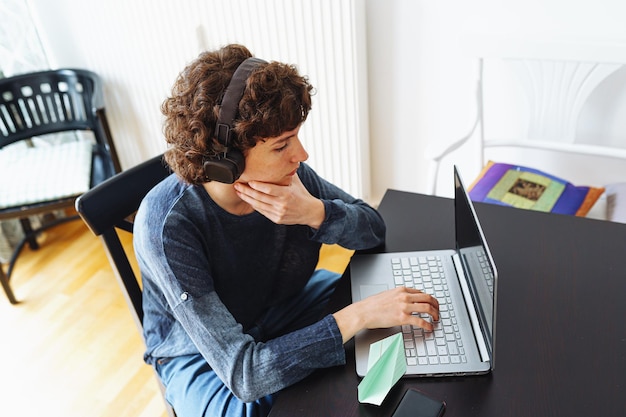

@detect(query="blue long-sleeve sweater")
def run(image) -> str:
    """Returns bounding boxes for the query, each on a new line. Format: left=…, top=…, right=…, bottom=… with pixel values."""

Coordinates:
left=134, top=162, right=385, bottom=402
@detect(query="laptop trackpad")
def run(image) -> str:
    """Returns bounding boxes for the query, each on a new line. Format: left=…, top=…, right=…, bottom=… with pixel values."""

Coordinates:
left=360, top=284, right=389, bottom=300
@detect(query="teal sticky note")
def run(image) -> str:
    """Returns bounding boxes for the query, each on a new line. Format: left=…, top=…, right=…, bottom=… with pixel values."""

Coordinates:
left=357, top=332, right=407, bottom=405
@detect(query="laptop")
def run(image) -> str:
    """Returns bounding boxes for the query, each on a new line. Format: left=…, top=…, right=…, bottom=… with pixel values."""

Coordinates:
left=350, top=166, right=498, bottom=377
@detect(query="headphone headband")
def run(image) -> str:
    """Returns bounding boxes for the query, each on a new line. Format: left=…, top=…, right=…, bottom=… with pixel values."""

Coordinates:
left=215, top=57, right=267, bottom=147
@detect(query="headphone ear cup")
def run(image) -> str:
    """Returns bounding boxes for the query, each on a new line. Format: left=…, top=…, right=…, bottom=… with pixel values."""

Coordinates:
left=203, top=150, right=245, bottom=184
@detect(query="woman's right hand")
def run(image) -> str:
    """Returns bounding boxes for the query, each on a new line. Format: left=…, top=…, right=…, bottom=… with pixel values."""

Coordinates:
left=332, top=286, right=440, bottom=344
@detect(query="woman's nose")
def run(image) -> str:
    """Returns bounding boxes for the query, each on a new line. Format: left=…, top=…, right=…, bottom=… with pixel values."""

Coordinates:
left=292, top=137, right=309, bottom=162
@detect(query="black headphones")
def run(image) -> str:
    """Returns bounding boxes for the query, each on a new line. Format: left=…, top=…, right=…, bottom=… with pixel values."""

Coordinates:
left=203, top=57, right=267, bottom=183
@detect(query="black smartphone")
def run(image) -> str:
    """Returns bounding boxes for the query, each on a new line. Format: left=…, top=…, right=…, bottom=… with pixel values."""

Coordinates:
left=391, top=388, right=446, bottom=417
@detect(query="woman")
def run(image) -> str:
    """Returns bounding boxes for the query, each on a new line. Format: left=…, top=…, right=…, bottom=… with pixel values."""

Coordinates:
left=134, top=44, right=439, bottom=417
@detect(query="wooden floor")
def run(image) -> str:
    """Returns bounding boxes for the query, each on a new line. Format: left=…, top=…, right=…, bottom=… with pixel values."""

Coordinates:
left=0, top=219, right=168, bottom=417
left=0, top=214, right=356, bottom=417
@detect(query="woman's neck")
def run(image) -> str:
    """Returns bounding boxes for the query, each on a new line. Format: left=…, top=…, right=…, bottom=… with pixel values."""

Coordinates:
left=203, top=181, right=253, bottom=216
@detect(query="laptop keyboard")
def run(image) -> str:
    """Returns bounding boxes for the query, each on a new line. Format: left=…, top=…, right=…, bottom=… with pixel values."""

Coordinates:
left=391, top=255, right=468, bottom=366
left=476, top=250, right=495, bottom=295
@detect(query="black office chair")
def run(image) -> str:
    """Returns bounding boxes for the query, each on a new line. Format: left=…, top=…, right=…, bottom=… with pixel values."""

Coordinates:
left=0, top=68, right=121, bottom=304
left=75, top=153, right=175, bottom=416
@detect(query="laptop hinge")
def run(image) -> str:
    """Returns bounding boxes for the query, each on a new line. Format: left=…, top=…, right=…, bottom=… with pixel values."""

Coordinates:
left=452, top=253, right=490, bottom=363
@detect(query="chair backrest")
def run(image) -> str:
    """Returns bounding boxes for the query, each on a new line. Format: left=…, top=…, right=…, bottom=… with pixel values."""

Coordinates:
left=479, top=57, right=626, bottom=185
left=76, top=153, right=176, bottom=417
left=0, top=69, right=121, bottom=179
left=75, top=154, right=171, bottom=332
left=428, top=54, right=626, bottom=196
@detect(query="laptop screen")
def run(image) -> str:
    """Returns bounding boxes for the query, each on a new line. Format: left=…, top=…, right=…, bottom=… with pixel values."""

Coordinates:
left=454, top=166, right=497, bottom=360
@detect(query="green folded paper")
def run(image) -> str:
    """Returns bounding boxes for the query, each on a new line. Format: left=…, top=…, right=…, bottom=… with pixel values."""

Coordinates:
left=357, top=332, right=407, bottom=405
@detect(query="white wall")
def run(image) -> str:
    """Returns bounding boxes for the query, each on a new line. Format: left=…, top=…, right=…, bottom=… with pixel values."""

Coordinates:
left=27, top=0, right=626, bottom=204
left=365, top=0, right=476, bottom=202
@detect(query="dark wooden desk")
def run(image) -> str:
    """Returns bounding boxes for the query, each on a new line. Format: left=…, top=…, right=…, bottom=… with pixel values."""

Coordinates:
left=269, top=189, right=626, bottom=417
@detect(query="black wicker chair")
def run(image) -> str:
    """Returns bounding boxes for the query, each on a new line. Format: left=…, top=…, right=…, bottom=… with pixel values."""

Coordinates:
left=0, top=69, right=121, bottom=303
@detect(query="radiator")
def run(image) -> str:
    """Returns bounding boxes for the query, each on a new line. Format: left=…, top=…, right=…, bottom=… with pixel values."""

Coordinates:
left=30, top=0, right=371, bottom=200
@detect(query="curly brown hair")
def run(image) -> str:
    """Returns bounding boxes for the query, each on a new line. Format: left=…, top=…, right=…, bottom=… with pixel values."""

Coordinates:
left=162, top=44, right=314, bottom=184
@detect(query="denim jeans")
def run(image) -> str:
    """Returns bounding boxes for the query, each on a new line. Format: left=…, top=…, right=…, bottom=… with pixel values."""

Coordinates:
left=155, top=269, right=342, bottom=417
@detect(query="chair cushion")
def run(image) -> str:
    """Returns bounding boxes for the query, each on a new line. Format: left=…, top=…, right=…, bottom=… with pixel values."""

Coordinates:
left=469, top=161, right=605, bottom=217
left=0, top=138, right=93, bottom=210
